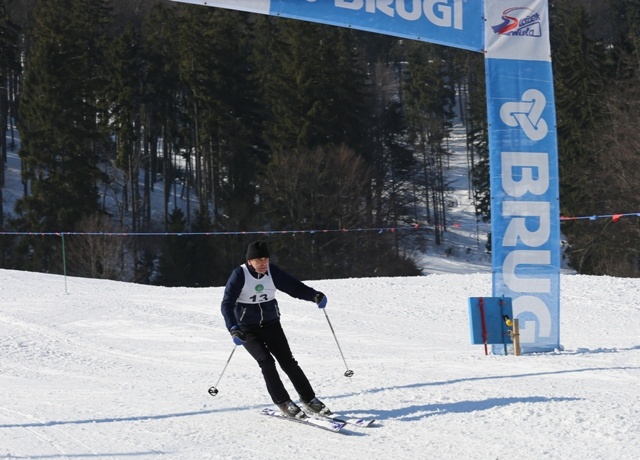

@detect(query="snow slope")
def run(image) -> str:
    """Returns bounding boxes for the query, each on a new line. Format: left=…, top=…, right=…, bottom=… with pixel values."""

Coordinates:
left=0, top=68, right=630, bottom=460
left=1, top=269, right=639, bottom=459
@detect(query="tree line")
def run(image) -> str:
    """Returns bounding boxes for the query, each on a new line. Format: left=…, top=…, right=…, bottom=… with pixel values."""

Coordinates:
left=1, top=0, right=639, bottom=284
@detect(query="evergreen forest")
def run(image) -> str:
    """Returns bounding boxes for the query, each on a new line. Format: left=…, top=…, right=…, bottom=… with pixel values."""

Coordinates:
left=1, top=0, right=640, bottom=285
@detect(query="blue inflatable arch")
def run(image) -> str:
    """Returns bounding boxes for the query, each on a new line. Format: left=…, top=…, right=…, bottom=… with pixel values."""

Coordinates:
left=173, top=0, right=560, bottom=353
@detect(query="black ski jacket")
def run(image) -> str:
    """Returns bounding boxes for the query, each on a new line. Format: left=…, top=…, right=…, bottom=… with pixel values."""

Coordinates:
left=221, top=263, right=318, bottom=331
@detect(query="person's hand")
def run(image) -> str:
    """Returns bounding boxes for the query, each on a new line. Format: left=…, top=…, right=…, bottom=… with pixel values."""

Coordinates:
left=313, top=292, right=327, bottom=309
left=230, top=326, right=245, bottom=345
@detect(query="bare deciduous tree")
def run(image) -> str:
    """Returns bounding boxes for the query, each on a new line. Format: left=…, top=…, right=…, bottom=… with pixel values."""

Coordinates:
left=65, top=214, right=129, bottom=280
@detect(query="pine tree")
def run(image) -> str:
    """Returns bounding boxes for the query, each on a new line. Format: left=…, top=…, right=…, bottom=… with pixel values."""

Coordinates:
left=175, top=7, right=265, bottom=228
left=0, top=0, right=19, bottom=229
left=104, top=24, right=145, bottom=230
left=552, top=4, right=608, bottom=215
left=14, top=0, right=111, bottom=271
left=260, top=20, right=368, bottom=154
left=253, top=23, right=420, bottom=278
left=550, top=3, right=611, bottom=274
left=461, top=52, right=490, bottom=225
left=156, top=208, right=190, bottom=287
left=403, top=41, right=456, bottom=245
left=564, top=0, right=640, bottom=276
left=141, top=2, right=182, bottom=228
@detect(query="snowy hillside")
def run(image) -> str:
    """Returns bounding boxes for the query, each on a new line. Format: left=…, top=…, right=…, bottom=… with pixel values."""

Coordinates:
left=1, top=269, right=639, bottom=459
left=2, top=92, right=495, bottom=277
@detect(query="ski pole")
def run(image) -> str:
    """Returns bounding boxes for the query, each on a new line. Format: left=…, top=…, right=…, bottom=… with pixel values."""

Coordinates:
left=208, top=345, right=237, bottom=396
left=322, top=309, right=354, bottom=378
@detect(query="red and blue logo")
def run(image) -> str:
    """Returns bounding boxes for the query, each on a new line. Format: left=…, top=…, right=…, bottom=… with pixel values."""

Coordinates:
left=492, top=7, right=542, bottom=37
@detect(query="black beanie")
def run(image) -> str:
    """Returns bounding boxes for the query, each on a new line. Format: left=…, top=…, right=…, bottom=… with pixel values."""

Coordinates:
left=246, top=241, right=270, bottom=260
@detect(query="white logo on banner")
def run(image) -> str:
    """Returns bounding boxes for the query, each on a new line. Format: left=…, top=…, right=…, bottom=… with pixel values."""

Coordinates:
left=500, top=89, right=548, bottom=141
left=334, top=0, right=464, bottom=30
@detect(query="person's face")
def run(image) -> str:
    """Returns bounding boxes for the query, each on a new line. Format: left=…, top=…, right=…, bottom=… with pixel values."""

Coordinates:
left=248, top=257, right=269, bottom=274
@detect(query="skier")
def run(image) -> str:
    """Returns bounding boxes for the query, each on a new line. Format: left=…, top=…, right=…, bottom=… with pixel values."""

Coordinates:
left=220, top=240, right=330, bottom=419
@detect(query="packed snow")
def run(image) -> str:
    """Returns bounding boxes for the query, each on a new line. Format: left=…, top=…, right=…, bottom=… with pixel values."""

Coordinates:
left=1, top=68, right=636, bottom=459
left=1, top=268, right=639, bottom=459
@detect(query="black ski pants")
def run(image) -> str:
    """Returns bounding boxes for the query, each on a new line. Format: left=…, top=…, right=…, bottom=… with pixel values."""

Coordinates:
left=241, top=320, right=315, bottom=405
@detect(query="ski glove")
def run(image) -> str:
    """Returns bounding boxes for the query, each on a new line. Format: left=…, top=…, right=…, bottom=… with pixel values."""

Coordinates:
left=313, top=292, right=327, bottom=309
left=230, top=326, right=246, bottom=346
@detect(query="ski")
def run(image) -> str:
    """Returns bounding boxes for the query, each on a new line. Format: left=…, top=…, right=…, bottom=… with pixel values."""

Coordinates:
left=260, top=408, right=346, bottom=433
left=312, top=412, right=376, bottom=428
